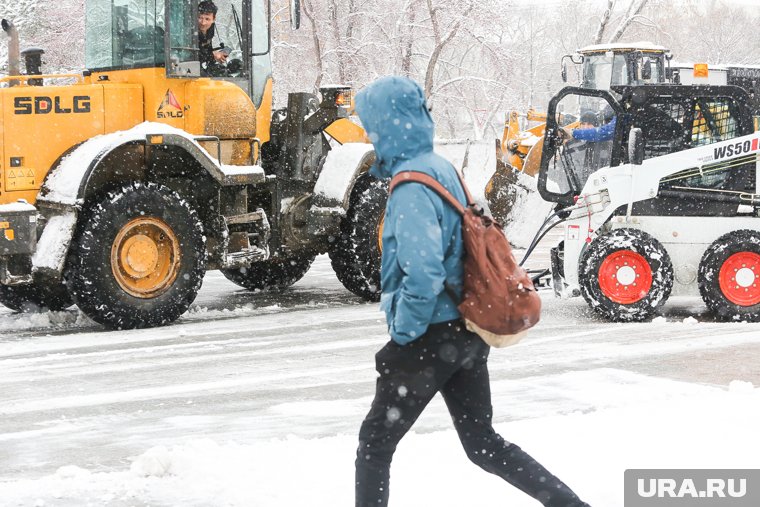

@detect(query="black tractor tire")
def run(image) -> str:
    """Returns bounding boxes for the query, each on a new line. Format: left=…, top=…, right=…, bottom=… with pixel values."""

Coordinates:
left=0, top=281, right=72, bottom=312
left=579, top=228, right=673, bottom=322
left=329, top=173, right=388, bottom=302
left=66, top=182, right=206, bottom=329
left=221, top=255, right=315, bottom=291
left=698, top=229, right=760, bottom=322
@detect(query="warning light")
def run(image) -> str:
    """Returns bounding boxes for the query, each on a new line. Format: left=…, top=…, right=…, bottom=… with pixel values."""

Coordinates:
left=693, top=63, right=709, bottom=79
left=335, top=91, right=351, bottom=108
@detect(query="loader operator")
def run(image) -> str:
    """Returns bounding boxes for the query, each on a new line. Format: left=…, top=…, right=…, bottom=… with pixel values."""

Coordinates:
left=561, top=110, right=617, bottom=185
left=566, top=112, right=617, bottom=142
left=198, top=0, right=229, bottom=76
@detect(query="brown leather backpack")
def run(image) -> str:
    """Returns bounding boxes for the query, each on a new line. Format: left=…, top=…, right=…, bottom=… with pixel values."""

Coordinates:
left=389, top=170, right=541, bottom=347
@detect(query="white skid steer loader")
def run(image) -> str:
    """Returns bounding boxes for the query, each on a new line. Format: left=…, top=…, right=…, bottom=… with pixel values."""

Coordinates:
left=527, top=84, right=760, bottom=322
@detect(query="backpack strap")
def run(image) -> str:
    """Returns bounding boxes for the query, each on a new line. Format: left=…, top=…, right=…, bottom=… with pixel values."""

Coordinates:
left=389, top=171, right=467, bottom=215
left=450, top=169, right=475, bottom=207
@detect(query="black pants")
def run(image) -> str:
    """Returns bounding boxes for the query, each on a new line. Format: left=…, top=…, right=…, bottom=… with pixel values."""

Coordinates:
left=355, top=320, right=588, bottom=507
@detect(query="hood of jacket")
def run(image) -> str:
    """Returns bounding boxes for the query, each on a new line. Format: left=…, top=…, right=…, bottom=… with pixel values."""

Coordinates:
left=354, top=76, right=435, bottom=179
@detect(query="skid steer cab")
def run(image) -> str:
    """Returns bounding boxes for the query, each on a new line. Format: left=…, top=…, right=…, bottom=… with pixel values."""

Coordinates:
left=533, top=84, right=760, bottom=322
left=0, top=0, right=381, bottom=330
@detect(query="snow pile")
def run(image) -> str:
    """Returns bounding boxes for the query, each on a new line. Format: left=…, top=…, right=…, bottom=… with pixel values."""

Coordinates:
left=130, top=446, right=173, bottom=477
left=502, top=170, right=556, bottom=248
left=436, top=141, right=553, bottom=247
left=0, top=308, right=89, bottom=333
left=2, top=372, right=758, bottom=506
left=436, top=141, right=493, bottom=201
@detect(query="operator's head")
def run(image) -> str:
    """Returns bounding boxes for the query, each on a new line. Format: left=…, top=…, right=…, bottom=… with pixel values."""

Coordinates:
left=198, top=1, right=218, bottom=33
left=579, top=112, right=599, bottom=129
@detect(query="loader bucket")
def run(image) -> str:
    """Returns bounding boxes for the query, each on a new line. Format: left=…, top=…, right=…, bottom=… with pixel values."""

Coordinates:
left=485, top=139, right=520, bottom=225
left=521, top=136, right=544, bottom=177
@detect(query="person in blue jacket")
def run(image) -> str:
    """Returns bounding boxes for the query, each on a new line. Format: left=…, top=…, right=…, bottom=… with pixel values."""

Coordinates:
left=572, top=116, right=616, bottom=141
left=567, top=110, right=617, bottom=142
left=353, top=76, right=590, bottom=507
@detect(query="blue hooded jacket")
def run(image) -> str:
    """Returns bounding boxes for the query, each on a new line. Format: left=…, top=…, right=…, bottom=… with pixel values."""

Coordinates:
left=572, top=116, right=617, bottom=142
left=355, top=76, right=466, bottom=345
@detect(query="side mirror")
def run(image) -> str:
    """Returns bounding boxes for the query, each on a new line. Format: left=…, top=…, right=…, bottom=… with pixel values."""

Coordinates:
left=561, top=61, right=567, bottom=83
left=642, top=59, right=652, bottom=80
left=628, top=127, right=644, bottom=165
left=290, top=0, right=301, bottom=30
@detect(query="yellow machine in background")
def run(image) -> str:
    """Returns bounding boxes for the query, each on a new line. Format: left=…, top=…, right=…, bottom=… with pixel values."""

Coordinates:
left=495, top=109, right=547, bottom=177
left=0, top=1, right=379, bottom=329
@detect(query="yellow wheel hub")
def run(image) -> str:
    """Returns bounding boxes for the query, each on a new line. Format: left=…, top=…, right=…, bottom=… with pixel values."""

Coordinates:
left=111, top=217, right=181, bottom=298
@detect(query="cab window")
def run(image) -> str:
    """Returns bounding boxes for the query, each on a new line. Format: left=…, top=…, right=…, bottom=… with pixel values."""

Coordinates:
left=544, top=93, right=617, bottom=198
left=86, top=0, right=166, bottom=70
left=251, top=0, right=272, bottom=107
left=197, top=0, right=247, bottom=78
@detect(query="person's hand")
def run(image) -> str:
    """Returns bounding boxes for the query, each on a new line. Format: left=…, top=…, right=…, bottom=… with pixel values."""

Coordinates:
left=559, top=126, right=573, bottom=143
left=212, top=50, right=228, bottom=63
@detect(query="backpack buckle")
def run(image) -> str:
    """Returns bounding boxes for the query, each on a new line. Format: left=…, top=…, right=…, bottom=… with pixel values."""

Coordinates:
left=469, top=204, right=485, bottom=217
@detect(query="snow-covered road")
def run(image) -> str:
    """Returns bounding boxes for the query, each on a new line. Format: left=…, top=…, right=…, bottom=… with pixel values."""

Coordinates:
left=1, top=255, right=759, bottom=507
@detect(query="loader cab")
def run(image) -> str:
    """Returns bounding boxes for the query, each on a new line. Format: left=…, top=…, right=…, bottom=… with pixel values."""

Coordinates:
left=539, top=85, right=757, bottom=215
left=537, top=87, right=623, bottom=206
left=84, top=0, right=277, bottom=107
left=563, top=43, right=668, bottom=93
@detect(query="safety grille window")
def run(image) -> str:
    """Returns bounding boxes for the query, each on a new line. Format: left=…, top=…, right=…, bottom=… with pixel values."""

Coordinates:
left=659, top=97, right=751, bottom=195
left=639, top=101, right=688, bottom=159
left=639, top=97, right=742, bottom=159
left=690, top=99, right=739, bottom=147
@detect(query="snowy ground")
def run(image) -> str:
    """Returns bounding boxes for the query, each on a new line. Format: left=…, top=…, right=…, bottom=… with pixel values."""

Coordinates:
left=1, top=258, right=759, bottom=507
left=1, top=143, right=759, bottom=506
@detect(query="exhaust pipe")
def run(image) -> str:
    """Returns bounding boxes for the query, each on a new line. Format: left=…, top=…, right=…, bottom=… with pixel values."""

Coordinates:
left=2, top=19, right=21, bottom=86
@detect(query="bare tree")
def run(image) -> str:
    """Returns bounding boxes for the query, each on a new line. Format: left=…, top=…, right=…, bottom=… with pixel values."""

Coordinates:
left=5, top=0, right=759, bottom=139
left=301, top=0, right=326, bottom=90
left=608, top=0, right=650, bottom=43
left=594, top=0, right=615, bottom=44
left=423, top=0, right=473, bottom=100
left=592, top=0, right=652, bottom=45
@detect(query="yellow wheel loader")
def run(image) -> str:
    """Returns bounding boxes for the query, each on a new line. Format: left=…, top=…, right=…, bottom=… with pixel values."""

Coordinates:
left=0, top=0, right=378, bottom=329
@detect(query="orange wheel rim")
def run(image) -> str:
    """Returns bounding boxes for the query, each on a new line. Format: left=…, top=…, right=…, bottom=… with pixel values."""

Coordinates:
left=718, top=251, right=760, bottom=306
left=598, top=250, right=653, bottom=304
left=111, top=217, right=181, bottom=298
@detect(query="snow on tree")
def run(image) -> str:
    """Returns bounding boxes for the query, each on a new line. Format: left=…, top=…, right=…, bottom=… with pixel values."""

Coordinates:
left=1, top=0, right=759, bottom=136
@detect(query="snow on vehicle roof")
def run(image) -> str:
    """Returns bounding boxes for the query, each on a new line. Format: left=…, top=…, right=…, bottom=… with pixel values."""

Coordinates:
left=578, top=41, right=668, bottom=53
left=0, top=201, right=36, bottom=212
